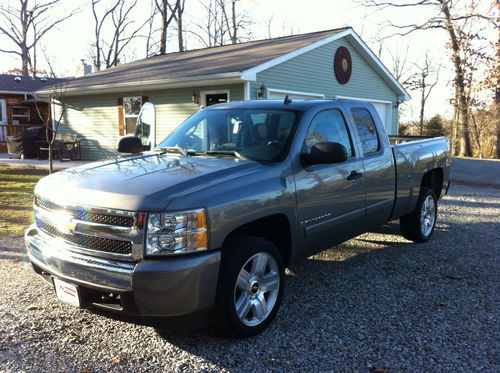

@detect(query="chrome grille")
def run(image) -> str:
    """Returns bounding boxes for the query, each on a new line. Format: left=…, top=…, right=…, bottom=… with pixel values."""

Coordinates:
left=34, top=196, right=144, bottom=260
left=35, top=197, right=134, bottom=227
left=37, top=219, right=132, bottom=255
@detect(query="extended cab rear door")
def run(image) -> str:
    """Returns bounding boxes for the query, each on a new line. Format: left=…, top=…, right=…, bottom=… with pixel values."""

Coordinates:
left=293, top=105, right=366, bottom=255
left=345, top=102, right=396, bottom=224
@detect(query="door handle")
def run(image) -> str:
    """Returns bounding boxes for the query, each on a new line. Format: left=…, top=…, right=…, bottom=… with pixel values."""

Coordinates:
left=347, top=170, right=363, bottom=181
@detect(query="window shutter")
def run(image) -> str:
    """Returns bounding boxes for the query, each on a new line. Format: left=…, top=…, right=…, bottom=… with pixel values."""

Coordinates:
left=142, top=96, right=149, bottom=104
left=117, top=97, right=124, bottom=136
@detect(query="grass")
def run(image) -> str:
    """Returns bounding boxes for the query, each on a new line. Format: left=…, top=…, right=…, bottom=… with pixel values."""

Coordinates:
left=0, top=165, right=48, bottom=236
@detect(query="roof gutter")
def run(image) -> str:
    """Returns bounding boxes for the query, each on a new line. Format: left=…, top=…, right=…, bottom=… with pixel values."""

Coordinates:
left=35, top=72, right=243, bottom=96
left=0, top=90, right=31, bottom=95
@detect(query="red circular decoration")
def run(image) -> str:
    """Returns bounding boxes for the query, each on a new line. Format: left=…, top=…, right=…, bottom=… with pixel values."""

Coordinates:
left=333, top=47, right=352, bottom=85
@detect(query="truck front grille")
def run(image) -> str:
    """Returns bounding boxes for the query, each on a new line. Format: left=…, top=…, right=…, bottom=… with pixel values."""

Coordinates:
left=34, top=196, right=143, bottom=260
left=37, top=220, right=133, bottom=255
left=35, top=197, right=134, bottom=227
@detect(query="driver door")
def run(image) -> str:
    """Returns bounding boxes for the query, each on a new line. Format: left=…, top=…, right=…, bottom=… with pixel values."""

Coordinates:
left=294, top=108, right=366, bottom=255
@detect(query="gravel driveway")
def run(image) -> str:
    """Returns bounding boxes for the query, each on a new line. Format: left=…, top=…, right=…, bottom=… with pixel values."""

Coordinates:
left=0, top=160, right=499, bottom=372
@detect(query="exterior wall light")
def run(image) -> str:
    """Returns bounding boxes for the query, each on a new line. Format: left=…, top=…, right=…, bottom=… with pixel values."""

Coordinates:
left=192, top=91, right=200, bottom=105
left=257, top=84, right=267, bottom=99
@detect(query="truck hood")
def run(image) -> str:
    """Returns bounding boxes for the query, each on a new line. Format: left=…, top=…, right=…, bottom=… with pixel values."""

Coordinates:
left=35, top=153, right=261, bottom=211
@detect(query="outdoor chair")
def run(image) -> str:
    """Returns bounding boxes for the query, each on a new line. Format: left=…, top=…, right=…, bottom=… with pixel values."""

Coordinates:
left=38, top=133, right=81, bottom=161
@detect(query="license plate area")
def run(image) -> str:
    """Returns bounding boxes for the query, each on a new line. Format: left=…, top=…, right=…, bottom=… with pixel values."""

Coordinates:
left=53, top=277, right=81, bottom=308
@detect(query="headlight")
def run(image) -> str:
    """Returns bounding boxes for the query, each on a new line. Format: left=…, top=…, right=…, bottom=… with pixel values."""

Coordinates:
left=146, top=209, right=208, bottom=256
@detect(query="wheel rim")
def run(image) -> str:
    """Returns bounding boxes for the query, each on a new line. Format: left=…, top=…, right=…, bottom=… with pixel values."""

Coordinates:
left=420, top=195, right=436, bottom=237
left=233, top=252, right=280, bottom=327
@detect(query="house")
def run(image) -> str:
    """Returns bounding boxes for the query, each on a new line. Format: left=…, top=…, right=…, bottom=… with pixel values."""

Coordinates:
left=37, top=27, right=410, bottom=160
left=0, top=74, right=64, bottom=144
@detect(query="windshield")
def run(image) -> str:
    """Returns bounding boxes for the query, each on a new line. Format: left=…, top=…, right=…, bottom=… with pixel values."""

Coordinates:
left=157, top=108, right=301, bottom=162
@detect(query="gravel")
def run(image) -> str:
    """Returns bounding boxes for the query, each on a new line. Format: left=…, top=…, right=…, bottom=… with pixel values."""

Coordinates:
left=0, top=160, right=499, bottom=372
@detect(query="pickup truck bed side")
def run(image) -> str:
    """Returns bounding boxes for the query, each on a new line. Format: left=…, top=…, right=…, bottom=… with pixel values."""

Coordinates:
left=390, top=136, right=451, bottom=219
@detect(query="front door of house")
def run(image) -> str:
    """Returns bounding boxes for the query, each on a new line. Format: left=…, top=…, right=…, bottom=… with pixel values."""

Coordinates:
left=202, top=91, right=229, bottom=107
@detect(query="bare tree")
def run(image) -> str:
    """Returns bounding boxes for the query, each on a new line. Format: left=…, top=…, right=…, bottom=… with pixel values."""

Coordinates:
left=145, top=0, right=160, bottom=57
left=155, top=0, right=179, bottom=54
left=364, top=0, right=497, bottom=157
left=91, top=0, right=150, bottom=70
left=170, top=0, right=186, bottom=51
left=387, top=45, right=416, bottom=89
left=92, top=0, right=120, bottom=71
left=190, top=0, right=226, bottom=48
left=0, top=0, right=78, bottom=76
left=32, top=84, right=67, bottom=174
left=218, top=0, right=252, bottom=44
left=407, top=53, right=440, bottom=135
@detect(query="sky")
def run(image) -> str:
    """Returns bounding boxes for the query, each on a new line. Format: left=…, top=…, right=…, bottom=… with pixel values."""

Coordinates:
left=0, top=0, right=495, bottom=121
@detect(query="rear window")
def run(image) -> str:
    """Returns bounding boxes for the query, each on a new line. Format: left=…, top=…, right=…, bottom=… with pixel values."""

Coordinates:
left=351, top=108, right=379, bottom=155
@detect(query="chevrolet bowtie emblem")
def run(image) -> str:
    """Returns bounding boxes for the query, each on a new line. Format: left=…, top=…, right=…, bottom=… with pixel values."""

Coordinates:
left=66, top=220, right=77, bottom=233
left=54, top=212, right=76, bottom=234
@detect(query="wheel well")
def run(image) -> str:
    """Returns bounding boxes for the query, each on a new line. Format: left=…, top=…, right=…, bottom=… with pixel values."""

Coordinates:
left=421, top=168, right=443, bottom=198
left=224, top=214, right=292, bottom=266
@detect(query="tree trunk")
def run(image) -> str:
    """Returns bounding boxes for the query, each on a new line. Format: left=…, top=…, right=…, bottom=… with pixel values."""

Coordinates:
left=21, top=46, right=30, bottom=76
left=440, top=0, right=472, bottom=157
left=159, top=1, right=168, bottom=54
left=177, top=15, right=184, bottom=51
left=230, top=0, right=237, bottom=44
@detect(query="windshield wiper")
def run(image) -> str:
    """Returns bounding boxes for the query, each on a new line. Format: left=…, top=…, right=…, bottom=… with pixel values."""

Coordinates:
left=205, top=150, right=247, bottom=160
left=158, top=146, right=190, bottom=156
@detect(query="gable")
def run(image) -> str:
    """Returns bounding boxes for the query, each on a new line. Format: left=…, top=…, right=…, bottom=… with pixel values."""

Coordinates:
left=255, top=37, right=398, bottom=103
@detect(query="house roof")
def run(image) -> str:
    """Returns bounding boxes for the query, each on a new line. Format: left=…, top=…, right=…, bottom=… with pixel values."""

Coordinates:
left=37, top=27, right=410, bottom=100
left=0, top=74, right=65, bottom=94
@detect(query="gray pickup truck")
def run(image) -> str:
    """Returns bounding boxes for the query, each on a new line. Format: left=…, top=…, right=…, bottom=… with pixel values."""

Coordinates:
left=26, top=99, right=450, bottom=337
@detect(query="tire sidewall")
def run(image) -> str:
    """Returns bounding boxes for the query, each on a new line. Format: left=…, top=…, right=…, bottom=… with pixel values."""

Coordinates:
left=217, top=236, right=285, bottom=338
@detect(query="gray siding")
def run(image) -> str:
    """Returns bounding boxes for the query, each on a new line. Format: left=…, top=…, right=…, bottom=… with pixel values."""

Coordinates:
left=56, top=84, right=244, bottom=160
left=151, top=85, right=244, bottom=141
left=251, top=38, right=400, bottom=134
left=56, top=95, right=120, bottom=160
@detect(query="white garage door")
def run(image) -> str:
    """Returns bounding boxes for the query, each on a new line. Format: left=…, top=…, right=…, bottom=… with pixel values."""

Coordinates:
left=371, top=102, right=392, bottom=134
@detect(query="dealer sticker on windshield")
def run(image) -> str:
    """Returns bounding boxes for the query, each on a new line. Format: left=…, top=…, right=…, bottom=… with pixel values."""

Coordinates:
left=53, top=277, right=81, bottom=308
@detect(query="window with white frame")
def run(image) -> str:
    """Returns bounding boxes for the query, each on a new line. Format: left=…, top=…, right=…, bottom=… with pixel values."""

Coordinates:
left=123, top=96, right=142, bottom=134
left=11, top=106, right=30, bottom=124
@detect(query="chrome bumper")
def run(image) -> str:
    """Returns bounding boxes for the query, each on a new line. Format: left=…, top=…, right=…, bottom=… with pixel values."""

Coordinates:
left=25, top=225, right=221, bottom=317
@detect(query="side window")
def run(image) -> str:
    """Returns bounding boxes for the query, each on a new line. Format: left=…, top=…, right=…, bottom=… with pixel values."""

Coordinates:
left=123, top=96, right=142, bottom=134
left=351, top=108, right=379, bottom=155
left=304, top=109, right=353, bottom=157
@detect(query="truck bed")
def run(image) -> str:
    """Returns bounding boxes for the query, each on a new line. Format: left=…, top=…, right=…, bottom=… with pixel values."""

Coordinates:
left=390, top=136, right=451, bottom=219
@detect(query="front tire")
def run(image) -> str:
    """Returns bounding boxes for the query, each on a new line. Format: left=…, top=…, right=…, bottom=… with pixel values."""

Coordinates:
left=400, top=187, right=438, bottom=243
left=213, top=236, right=284, bottom=338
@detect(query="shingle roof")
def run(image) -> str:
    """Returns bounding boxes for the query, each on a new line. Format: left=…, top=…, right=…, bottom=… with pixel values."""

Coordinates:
left=0, top=74, right=65, bottom=93
left=61, top=28, right=350, bottom=90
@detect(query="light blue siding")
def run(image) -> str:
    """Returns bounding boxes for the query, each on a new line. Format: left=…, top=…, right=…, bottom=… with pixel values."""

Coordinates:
left=56, top=84, right=244, bottom=160
left=251, top=38, right=400, bottom=134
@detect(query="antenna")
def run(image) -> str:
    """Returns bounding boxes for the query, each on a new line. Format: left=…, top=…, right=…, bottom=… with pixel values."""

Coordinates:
left=283, top=95, right=292, bottom=105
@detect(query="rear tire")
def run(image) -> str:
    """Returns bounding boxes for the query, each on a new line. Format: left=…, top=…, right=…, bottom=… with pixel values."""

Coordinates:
left=213, top=235, right=284, bottom=338
left=400, top=187, right=437, bottom=243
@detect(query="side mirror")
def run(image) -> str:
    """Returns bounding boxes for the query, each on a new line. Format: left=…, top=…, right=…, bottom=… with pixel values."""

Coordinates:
left=302, top=142, right=348, bottom=165
left=117, top=136, right=146, bottom=153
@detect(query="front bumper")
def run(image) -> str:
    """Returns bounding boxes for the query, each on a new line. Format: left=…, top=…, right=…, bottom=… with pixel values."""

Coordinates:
left=25, top=225, right=221, bottom=318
